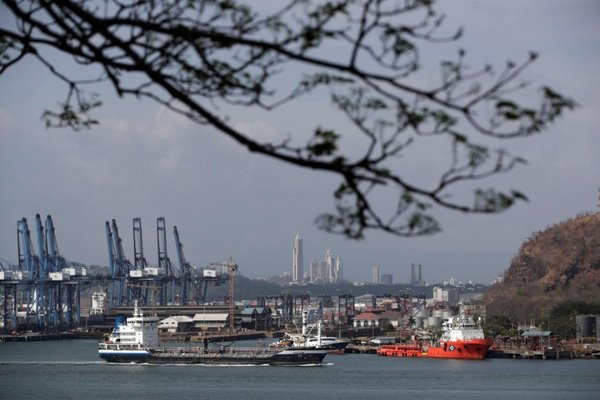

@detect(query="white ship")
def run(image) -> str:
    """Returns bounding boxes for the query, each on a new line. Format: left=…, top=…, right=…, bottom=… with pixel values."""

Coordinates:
left=98, top=302, right=327, bottom=365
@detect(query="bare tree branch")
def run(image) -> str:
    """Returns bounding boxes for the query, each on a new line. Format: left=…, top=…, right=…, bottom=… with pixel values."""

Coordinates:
left=0, top=0, right=577, bottom=239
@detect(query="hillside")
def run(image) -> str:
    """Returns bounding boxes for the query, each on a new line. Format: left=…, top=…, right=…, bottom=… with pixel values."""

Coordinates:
left=484, top=212, right=600, bottom=321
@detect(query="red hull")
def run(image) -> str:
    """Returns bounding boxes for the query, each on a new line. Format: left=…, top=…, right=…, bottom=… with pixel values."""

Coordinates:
left=426, top=338, right=493, bottom=359
left=377, top=338, right=493, bottom=360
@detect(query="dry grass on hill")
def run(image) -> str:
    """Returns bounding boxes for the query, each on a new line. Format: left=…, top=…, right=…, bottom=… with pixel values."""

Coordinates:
left=485, top=212, right=600, bottom=321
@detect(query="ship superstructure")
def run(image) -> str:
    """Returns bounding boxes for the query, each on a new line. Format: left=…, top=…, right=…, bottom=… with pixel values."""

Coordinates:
left=377, top=312, right=493, bottom=360
left=272, top=310, right=349, bottom=352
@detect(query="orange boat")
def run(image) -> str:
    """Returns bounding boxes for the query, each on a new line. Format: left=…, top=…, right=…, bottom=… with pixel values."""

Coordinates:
left=377, top=314, right=493, bottom=360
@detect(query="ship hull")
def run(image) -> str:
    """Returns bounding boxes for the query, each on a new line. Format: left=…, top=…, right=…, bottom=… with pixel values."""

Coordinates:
left=377, top=339, right=493, bottom=360
left=425, top=339, right=493, bottom=359
left=99, top=347, right=326, bottom=365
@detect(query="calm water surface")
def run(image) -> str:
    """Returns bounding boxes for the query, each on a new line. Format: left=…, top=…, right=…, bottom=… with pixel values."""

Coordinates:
left=1, top=340, right=599, bottom=400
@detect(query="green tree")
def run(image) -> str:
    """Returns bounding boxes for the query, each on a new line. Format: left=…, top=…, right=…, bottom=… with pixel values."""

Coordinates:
left=0, top=0, right=576, bottom=239
left=483, top=315, right=512, bottom=337
left=543, top=300, right=600, bottom=339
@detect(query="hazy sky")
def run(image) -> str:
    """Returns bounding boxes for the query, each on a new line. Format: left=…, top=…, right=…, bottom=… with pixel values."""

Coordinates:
left=1, top=1, right=599, bottom=284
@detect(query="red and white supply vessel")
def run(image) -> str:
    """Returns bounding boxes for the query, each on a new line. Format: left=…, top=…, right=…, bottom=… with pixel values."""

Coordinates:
left=378, top=313, right=493, bottom=360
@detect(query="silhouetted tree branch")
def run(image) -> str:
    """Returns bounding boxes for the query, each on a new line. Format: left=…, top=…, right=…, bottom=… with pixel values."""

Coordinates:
left=0, top=0, right=576, bottom=238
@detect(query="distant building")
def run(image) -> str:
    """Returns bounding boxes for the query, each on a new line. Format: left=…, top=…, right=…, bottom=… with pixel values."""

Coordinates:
left=460, top=299, right=487, bottom=322
left=91, top=292, right=107, bottom=315
left=192, top=313, right=229, bottom=331
left=159, top=315, right=194, bottom=333
left=310, top=260, right=326, bottom=282
left=410, top=263, right=423, bottom=285
left=292, top=234, right=303, bottom=282
left=380, top=273, right=393, bottom=285
left=310, top=250, right=343, bottom=283
left=372, top=266, right=380, bottom=284
left=335, top=257, right=344, bottom=282
left=240, top=307, right=273, bottom=330
left=432, top=286, right=459, bottom=306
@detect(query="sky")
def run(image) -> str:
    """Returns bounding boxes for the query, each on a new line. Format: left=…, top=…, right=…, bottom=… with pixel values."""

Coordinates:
left=1, top=1, right=599, bottom=285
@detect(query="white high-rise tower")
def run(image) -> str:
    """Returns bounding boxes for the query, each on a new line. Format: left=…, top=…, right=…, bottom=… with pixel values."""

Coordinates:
left=372, top=265, right=380, bottom=284
left=335, top=257, right=343, bottom=282
left=292, top=234, right=304, bottom=282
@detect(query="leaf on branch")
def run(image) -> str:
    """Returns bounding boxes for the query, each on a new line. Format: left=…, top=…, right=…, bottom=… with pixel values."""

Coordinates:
left=316, top=207, right=364, bottom=239
left=540, top=86, right=578, bottom=120
left=473, top=188, right=527, bottom=213
left=42, top=90, right=102, bottom=131
left=300, top=73, right=354, bottom=91
left=301, top=27, right=323, bottom=51
left=306, top=127, right=340, bottom=157
left=364, top=98, right=388, bottom=110
left=309, top=1, right=349, bottom=19
left=467, top=144, right=489, bottom=167
left=407, top=212, right=440, bottom=235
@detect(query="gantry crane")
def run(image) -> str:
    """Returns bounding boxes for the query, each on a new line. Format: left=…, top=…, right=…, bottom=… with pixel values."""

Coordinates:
left=173, top=226, right=193, bottom=305
left=106, top=219, right=134, bottom=307
left=173, top=227, right=228, bottom=305
left=156, top=217, right=176, bottom=305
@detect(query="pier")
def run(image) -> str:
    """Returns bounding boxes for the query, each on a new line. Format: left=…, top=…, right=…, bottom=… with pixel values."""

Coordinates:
left=0, top=332, right=80, bottom=342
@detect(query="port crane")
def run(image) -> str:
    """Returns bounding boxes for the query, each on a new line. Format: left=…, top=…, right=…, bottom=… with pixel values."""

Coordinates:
left=106, top=219, right=133, bottom=307
left=10, top=215, right=88, bottom=330
left=156, top=217, right=177, bottom=305
left=173, top=225, right=194, bottom=305
left=173, top=226, right=228, bottom=305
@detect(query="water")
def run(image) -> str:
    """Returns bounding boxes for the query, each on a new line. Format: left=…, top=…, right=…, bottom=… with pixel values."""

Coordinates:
left=1, top=340, right=599, bottom=400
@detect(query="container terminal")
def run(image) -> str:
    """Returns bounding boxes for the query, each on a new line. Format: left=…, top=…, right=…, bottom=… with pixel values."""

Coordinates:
left=2, top=215, right=600, bottom=360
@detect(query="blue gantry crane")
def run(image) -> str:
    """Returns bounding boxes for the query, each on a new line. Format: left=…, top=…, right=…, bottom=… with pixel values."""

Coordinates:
left=105, top=219, right=134, bottom=307
left=12, top=215, right=87, bottom=330
left=157, top=217, right=177, bottom=305
left=173, top=225, right=228, bottom=305
left=173, top=225, right=194, bottom=305
left=17, top=217, right=41, bottom=327
left=107, top=217, right=181, bottom=307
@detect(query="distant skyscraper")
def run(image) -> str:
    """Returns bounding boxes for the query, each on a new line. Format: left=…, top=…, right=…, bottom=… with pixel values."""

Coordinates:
left=410, top=263, right=423, bottom=285
left=309, top=250, right=343, bottom=283
left=372, top=265, right=380, bottom=284
left=335, top=257, right=343, bottom=282
left=325, top=250, right=334, bottom=282
left=381, top=273, right=393, bottom=285
left=292, top=234, right=303, bottom=282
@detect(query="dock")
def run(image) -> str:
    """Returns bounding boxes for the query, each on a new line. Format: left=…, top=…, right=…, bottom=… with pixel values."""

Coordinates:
left=487, top=348, right=573, bottom=359
left=0, top=332, right=81, bottom=342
